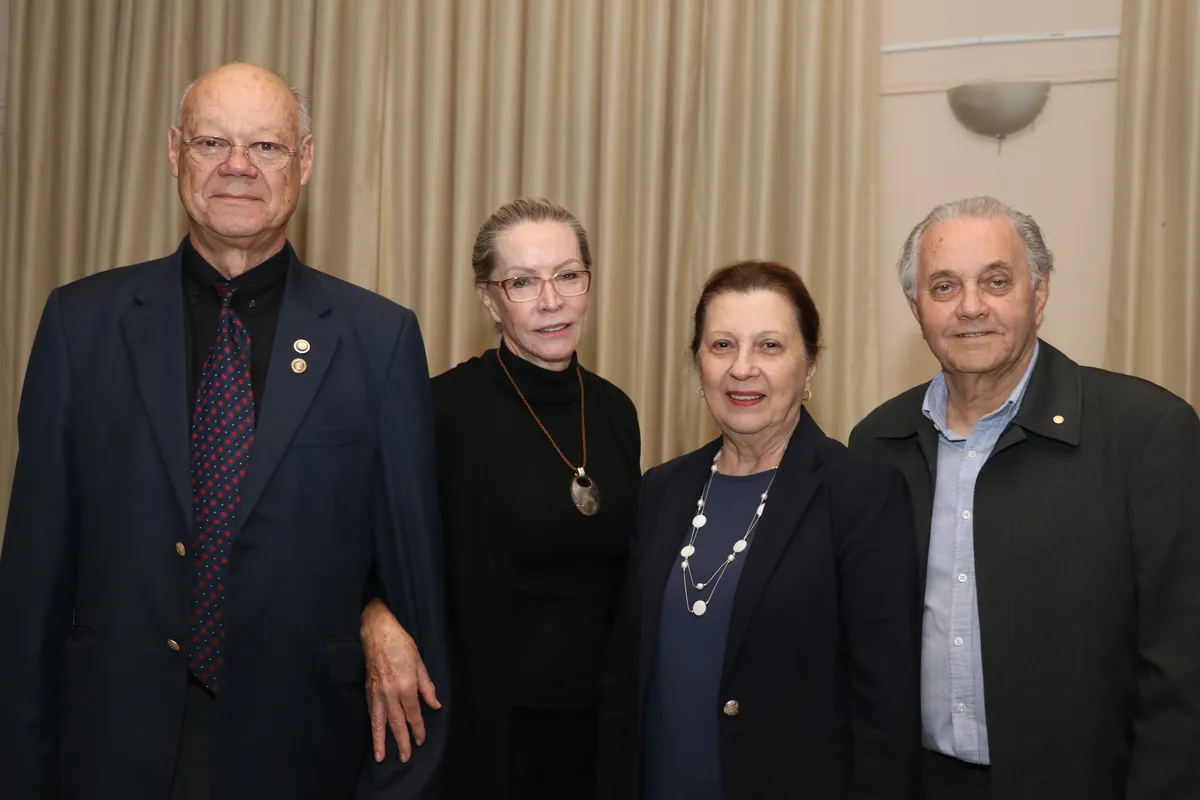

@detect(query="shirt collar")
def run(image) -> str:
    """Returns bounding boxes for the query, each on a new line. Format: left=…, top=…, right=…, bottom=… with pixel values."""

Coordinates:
left=182, top=235, right=290, bottom=300
left=922, top=341, right=1040, bottom=438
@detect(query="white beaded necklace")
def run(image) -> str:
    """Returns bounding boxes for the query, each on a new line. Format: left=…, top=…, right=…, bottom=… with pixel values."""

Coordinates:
left=680, top=447, right=781, bottom=617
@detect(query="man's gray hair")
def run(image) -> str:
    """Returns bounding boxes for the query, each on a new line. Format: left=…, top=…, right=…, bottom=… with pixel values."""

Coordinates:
left=172, top=74, right=313, bottom=140
left=896, top=196, right=1054, bottom=301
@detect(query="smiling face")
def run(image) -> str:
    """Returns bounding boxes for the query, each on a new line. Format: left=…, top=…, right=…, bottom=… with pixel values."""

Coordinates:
left=167, top=63, right=313, bottom=254
left=910, top=215, right=1049, bottom=380
left=697, top=289, right=816, bottom=441
left=476, top=220, right=590, bottom=370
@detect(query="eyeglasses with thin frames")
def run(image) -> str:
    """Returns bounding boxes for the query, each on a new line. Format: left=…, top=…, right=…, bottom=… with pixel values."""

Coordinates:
left=181, top=136, right=299, bottom=171
left=479, top=269, right=592, bottom=302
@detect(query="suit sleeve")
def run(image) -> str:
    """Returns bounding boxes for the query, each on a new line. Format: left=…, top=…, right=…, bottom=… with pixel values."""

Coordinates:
left=357, top=310, right=449, bottom=800
left=595, top=468, right=654, bottom=800
left=1125, top=401, right=1200, bottom=799
left=0, top=290, right=76, bottom=798
left=836, top=463, right=921, bottom=799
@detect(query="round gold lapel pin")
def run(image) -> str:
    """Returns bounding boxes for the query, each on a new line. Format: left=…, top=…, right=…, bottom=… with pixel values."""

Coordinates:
left=291, top=358, right=308, bottom=374
left=293, top=339, right=311, bottom=354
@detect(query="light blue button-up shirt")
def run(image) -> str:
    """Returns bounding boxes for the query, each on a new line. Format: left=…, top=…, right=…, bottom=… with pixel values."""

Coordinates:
left=920, top=344, right=1038, bottom=764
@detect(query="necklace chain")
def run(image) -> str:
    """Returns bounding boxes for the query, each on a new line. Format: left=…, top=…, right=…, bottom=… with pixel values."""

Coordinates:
left=681, top=447, right=781, bottom=617
left=495, top=347, right=588, bottom=474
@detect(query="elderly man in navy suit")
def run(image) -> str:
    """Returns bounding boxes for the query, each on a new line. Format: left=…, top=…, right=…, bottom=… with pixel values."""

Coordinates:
left=0, top=62, right=448, bottom=799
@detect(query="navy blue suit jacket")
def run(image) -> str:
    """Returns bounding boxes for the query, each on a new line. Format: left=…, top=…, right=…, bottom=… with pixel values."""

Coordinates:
left=598, top=410, right=920, bottom=799
left=0, top=244, right=448, bottom=799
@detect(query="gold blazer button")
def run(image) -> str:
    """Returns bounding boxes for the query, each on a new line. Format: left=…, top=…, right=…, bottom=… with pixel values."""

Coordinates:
left=291, top=358, right=307, bottom=374
left=175, top=542, right=186, bottom=557
left=167, top=639, right=181, bottom=652
left=722, top=700, right=740, bottom=716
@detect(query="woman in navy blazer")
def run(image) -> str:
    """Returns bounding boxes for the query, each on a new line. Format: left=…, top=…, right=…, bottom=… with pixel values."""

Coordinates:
left=598, top=261, right=920, bottom=799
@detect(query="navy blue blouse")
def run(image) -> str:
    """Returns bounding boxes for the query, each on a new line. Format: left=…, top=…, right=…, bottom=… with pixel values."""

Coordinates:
left=642, top=469, right=776, bottom=800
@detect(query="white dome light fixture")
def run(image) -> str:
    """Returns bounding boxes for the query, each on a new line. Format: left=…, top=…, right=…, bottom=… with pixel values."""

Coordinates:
left=947, top=81, right=1051, bottom=140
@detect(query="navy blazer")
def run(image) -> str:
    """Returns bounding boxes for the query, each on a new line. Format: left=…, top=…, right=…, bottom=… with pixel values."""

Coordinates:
left=599, top=410, right=920, bottom=799
left=0, top=244, right=448, bottom=799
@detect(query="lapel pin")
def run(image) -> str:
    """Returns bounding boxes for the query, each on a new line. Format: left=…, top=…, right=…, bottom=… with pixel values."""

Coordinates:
left=1052, top=415, right=1064, bottom=424
left=293, top=339, right=310, bottom=354
left=291, top=358, right=308, bottom=374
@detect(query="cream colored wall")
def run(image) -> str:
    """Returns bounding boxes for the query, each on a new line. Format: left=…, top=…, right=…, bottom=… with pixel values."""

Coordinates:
left=878, top=0, right=1122, bottom=399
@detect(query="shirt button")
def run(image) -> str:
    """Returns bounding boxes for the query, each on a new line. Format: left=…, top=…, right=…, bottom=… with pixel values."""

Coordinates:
left=958, top=573, right=968, bottom=583
left=956, top=702, right=966, bottom=713
left=247, top=299, right=257, bottom=309
left=968, top=449, right=977, bottom=458
left=954, top=637, right=964, bottom=647
left=962, top=510, right=971, bottom=519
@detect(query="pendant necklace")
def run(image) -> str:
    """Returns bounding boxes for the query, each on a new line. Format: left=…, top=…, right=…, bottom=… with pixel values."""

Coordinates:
left=681, top=447, right=781, bottom=616
left=496, top=347, right=600, bottom=516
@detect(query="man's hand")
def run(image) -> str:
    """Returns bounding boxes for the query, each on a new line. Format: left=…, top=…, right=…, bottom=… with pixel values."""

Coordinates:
left=360, top=598, right=442, bottom=763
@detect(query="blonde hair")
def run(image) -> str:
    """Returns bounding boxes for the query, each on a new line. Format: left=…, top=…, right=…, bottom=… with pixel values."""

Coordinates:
left=471, top=197, right=592, bottom=281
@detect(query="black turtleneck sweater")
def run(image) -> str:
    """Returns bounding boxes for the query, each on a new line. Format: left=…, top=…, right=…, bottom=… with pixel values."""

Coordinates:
left=182, top=237, right=290, bottom=418
left=432, top=340, right=642, bottom=712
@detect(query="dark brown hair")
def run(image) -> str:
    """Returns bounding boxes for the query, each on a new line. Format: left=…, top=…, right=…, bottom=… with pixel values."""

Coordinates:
left=471, top=197, right=592, bottom=281
left=690, top=260, right=822, bottom=361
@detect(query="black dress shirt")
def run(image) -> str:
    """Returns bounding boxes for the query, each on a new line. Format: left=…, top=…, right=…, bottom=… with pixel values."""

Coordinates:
left=182, top=237, right=289, bottom=420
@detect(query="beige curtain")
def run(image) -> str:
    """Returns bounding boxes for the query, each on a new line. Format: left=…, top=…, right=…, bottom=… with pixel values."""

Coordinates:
left=1107, top=0, right=1200, bottom=406
left=0, top=0, right=880, bottom=540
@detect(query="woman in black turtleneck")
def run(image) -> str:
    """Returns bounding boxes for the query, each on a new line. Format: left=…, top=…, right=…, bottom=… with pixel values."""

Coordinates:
left=364, top=198, right=641, bottom=798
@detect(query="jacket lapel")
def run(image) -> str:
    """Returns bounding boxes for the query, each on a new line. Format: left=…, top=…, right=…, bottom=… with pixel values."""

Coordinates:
left=121, top=250, right=192, bottom=527
left=637, top=439, right=721, bottom=709
left=913, top=424, right=938, bottom=579
left=866, top=384, right=938, bottom=581
left=998, top=340, right=1082, bottom=454
left=232, top=258, right=340, bottom=537
left=720, top=411, right=823, bottom=681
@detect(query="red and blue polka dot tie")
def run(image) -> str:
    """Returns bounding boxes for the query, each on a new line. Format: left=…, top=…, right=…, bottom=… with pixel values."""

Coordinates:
left=187, top=282, right=255, bottom=692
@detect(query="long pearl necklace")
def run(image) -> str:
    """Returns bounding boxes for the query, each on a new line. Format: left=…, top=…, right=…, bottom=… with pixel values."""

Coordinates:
left=680, top=448, right=780, bottom=617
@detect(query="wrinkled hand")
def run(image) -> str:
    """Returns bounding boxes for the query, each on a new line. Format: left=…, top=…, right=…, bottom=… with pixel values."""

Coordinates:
left=361, top=598, right=442, bottom=763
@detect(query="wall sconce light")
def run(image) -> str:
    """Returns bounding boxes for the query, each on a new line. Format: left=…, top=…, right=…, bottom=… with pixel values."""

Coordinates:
left=946, top=81, right=1051, bottom=140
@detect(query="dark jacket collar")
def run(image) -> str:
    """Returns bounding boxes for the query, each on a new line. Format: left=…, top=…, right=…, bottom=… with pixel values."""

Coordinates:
left=870, top=338, right=1080, bottom=446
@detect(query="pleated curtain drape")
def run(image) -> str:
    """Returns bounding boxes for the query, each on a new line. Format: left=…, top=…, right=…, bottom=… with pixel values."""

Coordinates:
left=0, top=0, right=881, bottom=543
left=1106, top=0, right=1200, bottom=407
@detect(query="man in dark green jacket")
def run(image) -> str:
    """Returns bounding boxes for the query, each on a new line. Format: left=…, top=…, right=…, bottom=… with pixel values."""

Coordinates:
left=850, top=196, right=1200, bottom=800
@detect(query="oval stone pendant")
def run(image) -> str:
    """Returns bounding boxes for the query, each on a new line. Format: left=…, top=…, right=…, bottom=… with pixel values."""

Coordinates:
left=692, top=600, right=708, bottom=616
left=571, top=471, right=601, bottom=516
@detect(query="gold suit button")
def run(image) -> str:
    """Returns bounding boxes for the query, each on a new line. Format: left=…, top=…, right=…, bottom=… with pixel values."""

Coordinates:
left=167, top=639, right=180, bottom=652
left=722, top=700, right=740, bottom=716
left=175, top=542, right=186, bottom=557
left=291, top=357, right=307, bottom=374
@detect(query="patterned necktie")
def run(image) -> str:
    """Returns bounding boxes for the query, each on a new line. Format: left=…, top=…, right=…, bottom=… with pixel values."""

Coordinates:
left=188, top=282, right=256, bottom=692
